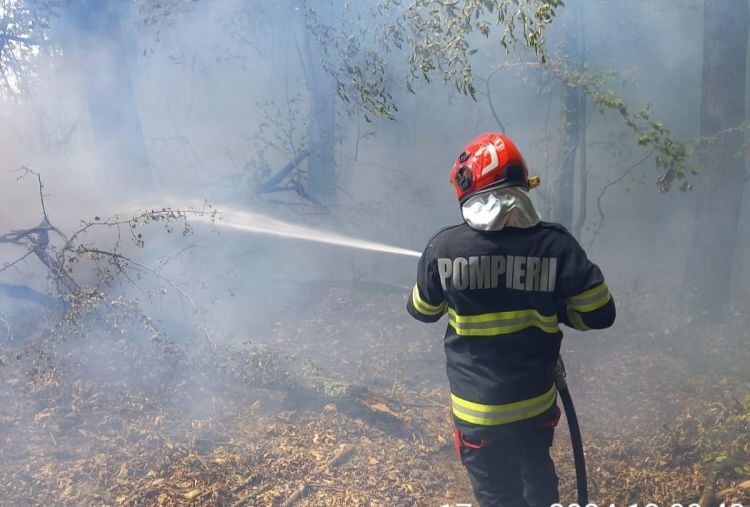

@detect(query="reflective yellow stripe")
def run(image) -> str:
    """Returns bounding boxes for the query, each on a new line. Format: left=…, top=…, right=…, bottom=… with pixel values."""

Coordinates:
left=566, top=308, right=590, bottom=331
left=447, top=308, right=559, bottom=336
left=567, top=282, right=611, bottom=312
left=411, top=285, right=446, bottom=316
left=451, top=385, right=557, bottom=425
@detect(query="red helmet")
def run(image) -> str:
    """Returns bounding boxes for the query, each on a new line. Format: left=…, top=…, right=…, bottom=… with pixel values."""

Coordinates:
left=450, top=132, right=530, bottom=203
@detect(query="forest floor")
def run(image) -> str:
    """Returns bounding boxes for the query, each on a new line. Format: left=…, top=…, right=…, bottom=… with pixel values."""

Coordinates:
left=1, top=284, right=749, bottom=506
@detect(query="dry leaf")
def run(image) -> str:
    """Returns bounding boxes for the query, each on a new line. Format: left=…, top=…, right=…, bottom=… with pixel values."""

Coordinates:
left=183, top=489, right=201, bottom=501
left=116, top=464, right=128, bottom=481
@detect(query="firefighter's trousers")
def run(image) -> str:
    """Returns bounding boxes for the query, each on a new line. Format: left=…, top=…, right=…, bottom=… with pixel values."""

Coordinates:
left=455, top=424, right=559, bottom=507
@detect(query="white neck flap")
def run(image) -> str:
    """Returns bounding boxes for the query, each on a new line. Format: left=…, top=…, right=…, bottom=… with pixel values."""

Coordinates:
left=461, top=187, right=541, bottom=231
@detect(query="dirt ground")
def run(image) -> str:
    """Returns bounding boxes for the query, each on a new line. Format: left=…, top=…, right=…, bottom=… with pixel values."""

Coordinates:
left=1, top=285, right=749, bottom=506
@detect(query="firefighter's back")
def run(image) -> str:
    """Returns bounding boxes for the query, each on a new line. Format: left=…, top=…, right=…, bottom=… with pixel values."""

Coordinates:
left=428, top=221, right=576, bottom=431
left=405, top=132, right=615, bottom=506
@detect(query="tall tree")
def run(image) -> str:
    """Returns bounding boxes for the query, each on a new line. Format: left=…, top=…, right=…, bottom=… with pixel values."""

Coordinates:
left=301, top=19, right=337, bottom=203
left=554, top=1, right=584, bottom=231
left=57, top=0, right=152, bottom=189
left=684, top=0, right=748, bottom=312
left=231, top=1, right=339, bottom=204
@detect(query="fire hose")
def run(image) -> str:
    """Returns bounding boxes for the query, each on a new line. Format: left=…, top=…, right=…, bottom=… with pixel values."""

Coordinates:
left=555, top=357, right=588, bottom=505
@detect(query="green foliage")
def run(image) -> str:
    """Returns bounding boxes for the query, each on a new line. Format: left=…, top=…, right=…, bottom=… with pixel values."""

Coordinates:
left=548, top=61, right=693, bottom=191
left=305, top=0, right=562, bottom=120
left=305, top=0, right=696, bottom=190
left=401, top=0, right=563, bottom=98
left=700, top=393, right=750, bottom=477
left=304, top=5, right=396, bottom=121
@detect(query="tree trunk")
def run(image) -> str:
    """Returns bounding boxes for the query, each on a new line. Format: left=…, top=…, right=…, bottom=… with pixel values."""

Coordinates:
left=555, top=3, right=583, bottom=231
left=57, top=0, right=152, bottom=191
left=302, top=25, right=337, bottom=203
left=574, top=92, right=587, bottom=239
left=683, top=0, right=748, bottom=313
left=556, top=92, right=579, bottom=230
left=573, top=15, right=588, bottom=240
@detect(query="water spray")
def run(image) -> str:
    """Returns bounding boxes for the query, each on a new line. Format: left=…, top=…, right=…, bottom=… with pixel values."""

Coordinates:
left=166, top=202, right=422, bottom=258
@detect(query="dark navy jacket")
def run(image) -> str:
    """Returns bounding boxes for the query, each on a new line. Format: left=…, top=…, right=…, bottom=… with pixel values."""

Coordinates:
left=407, top=222, right=615, bottom=434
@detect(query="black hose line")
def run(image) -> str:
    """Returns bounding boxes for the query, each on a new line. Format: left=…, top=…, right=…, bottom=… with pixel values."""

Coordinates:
left=555, top=357, right=589, bottom=505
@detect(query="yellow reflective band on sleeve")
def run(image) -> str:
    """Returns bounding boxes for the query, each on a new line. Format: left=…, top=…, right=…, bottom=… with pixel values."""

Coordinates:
left=566, top=308, right=590, bottom=331
left=451, top=385, right=557, bottom=426
left=447, top=308, right=559, bottom=336
left=411, top=285, right=447, bottom=316
left=567, top=282, right=611, bottom=313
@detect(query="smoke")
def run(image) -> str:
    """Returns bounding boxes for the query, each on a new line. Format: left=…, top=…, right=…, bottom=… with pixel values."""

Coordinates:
left=0, top=0, right=748, bottom=504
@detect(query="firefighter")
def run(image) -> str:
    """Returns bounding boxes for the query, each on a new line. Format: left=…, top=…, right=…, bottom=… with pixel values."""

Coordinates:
left=406, top=132, right=616, bottom=507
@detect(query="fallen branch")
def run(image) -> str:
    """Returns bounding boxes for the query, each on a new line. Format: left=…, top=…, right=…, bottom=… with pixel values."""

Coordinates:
left=257, top=149, right=314, bottom=194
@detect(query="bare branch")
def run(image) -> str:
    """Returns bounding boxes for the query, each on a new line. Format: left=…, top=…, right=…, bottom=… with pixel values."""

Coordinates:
left=0, top=172, right=221, bottom=355
left=478, top=67, right=507, bottom=134
left=0, top=249, right=35, bottom=273
left=588, top=149, right=655, bottom=249
left=79, top=247, right=217, bottom=350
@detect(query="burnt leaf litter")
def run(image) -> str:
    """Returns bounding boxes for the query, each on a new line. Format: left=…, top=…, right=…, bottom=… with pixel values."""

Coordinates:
left=1, top=285, right=749, bottom=506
